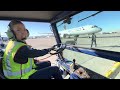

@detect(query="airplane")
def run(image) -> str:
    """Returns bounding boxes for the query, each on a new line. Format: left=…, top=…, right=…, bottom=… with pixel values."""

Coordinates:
left=38, top=32, right=54, bottom=38
left=59, top=25, right=102, bottom=38
left=35, top=25, right=102, bottom=40
left=1, top=37, right=9, bottom=42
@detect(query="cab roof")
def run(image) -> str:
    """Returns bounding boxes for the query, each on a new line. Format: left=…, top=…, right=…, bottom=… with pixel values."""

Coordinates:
left=0, top=11, right=81, bottom=23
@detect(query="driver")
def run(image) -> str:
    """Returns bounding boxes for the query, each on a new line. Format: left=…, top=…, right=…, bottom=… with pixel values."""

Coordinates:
left=2, top=20, right=63, bottom=79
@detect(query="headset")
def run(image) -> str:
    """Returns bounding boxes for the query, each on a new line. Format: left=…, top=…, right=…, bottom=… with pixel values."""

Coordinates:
left=5, top=22, right=29, bottom=41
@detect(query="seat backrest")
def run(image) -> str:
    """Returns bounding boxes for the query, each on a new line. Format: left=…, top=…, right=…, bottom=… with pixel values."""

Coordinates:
left=0, top=49, right=6, bottom=79
left=0, top=58, right=6, bottom=79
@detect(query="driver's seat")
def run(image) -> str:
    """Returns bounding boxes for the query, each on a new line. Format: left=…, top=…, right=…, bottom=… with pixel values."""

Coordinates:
left=0, top=59, right=6, bottom=79
left=0, top=49, right=6, bottom=79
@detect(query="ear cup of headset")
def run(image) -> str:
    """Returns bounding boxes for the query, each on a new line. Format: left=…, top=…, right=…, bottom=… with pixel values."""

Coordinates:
left=5, top=28, right=15, bottom=40
left=26, top=29, right=29, bottom=38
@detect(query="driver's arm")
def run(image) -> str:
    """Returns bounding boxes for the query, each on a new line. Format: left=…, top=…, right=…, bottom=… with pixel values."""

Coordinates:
left=14, top=45, right=51, bottom=64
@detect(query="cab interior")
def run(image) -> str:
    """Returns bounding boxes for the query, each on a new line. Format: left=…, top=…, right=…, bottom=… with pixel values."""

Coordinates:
left=0, top=11, right=120, bottom=79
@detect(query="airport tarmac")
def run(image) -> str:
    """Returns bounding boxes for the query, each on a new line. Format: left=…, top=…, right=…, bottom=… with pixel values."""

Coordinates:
left=2, top=34, right=120, bottom=79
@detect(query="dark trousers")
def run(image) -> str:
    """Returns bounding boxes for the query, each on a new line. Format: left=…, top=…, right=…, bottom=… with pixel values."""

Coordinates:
left=91, top=40, right=97, bottom=47
left=29, top=61, right=63, bottom=79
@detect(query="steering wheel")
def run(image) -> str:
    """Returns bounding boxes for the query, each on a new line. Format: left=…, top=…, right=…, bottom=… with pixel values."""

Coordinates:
left=49, top=43, right=66, bottom=55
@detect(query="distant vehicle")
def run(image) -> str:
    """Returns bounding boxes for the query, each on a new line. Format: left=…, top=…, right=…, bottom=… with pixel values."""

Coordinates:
left=111, top=32, right=117, bottom=34
left=38, top=33, right=54, bottom=38
left=59, top=25, right=102, bottom=38
left=0, top=37, right=5, bottom=48
left=2, top=37, right=9, bottom=42
left=102, top=32, right=112, bottom=34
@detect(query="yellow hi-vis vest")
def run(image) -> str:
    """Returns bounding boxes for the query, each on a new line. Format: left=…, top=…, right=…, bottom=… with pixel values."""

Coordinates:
left=2, top=40, right=37, bottom=79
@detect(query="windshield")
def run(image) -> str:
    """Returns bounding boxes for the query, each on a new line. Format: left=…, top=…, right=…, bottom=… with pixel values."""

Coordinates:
left=56, top=11, right=120, bottom=52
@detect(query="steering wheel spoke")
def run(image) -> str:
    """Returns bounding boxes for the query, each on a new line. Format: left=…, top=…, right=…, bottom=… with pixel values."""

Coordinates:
left=49, top=43, right=66, bottom=55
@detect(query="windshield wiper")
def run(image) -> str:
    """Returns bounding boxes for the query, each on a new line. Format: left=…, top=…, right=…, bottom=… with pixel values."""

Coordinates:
left=78, top=11, right=103, bottom=22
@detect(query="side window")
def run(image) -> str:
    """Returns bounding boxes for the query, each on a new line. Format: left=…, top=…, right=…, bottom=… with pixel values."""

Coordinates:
left=0, top=20, right=56, bottom=50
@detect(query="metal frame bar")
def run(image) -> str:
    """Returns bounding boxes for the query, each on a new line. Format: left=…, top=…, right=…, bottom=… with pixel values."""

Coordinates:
left=0, top=17, right=50, bottom=23
left=50, top=23, right=61, bottom=44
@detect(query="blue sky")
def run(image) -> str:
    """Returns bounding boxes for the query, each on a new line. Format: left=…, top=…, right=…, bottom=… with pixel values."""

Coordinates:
left=1, top=11, right=120, bottom=37
left=0, top=20, right=51, bottom=37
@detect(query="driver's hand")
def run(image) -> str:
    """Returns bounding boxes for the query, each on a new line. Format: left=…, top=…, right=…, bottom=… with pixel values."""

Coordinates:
left=48, top=45, right=55, bottom=52
left=49, top=50, right=56, bottom=54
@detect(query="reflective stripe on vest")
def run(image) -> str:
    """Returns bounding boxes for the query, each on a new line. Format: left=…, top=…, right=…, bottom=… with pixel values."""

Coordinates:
left=3, top=58, right=33, bottom=77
